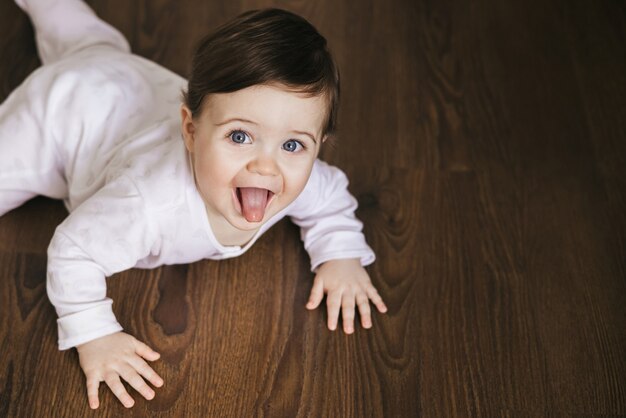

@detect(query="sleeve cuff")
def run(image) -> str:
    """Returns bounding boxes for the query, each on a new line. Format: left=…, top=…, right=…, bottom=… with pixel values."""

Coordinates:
left=306, top=231, right=376, bottom=272
left=57, top=300, right=123, bottom=350
left=310, top=250, right=376, bottom=273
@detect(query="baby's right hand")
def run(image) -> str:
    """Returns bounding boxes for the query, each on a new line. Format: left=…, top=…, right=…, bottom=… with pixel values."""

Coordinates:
left=76, top=331, right=164, bottom=409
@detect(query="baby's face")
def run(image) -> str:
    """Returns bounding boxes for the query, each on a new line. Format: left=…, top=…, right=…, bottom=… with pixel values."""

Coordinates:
left=181, top=84, right=327, bottom=234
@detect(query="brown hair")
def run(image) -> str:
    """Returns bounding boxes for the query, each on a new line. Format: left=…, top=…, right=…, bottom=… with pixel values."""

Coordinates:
left=182, top=8, right=340, bottom=137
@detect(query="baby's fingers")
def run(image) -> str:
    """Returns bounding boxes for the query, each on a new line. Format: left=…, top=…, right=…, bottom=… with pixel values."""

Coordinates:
left=356, top=292, right=372, bottom=329
left=129, top=356, right=164, bottom=388
left=326, top=291, right=342, bottom=331
left=119, top=365, right=155, bottom=402
left=341, top=291, right=356, bottom=334
left=306, top=276, right=325, bottom=310
left=134, top=339, right=161, bottom=362
left=366, top=285, right=388, bottom=313
left=86, top=377, right=100, bottom=409
left=104, top=373, right=135, bottom=408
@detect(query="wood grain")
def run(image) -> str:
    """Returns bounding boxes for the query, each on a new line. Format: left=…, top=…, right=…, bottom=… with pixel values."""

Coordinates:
left=0, top=0, right=625, bottom=416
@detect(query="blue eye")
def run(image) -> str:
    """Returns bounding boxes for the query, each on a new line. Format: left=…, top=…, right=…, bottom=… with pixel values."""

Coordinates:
left=229, top=130, right=250, bottom=144
left=282, top=139, right=303, bottom=153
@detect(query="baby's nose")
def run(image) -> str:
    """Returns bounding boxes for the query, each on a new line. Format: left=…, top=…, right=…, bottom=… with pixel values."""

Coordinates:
left=247, top=154, right=279, bottom=176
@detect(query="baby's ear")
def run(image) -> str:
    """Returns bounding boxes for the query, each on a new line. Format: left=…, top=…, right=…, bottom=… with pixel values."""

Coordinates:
left=180, top=104, right=196, bottom=152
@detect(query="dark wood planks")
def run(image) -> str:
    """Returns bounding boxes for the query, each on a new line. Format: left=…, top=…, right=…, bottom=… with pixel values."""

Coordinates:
left=0, top=0, right=624, bottom=416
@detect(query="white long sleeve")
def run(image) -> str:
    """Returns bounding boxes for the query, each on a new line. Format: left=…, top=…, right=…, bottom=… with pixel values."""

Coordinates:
left=47, top=175, right=159, bottom=350
left=288, top=160, right=375, bottom=272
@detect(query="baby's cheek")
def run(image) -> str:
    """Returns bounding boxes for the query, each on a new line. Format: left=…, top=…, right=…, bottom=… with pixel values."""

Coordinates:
left=288, top=165, right=313, bottom=194
left=294, top=177, right=310, bottom=196
left=193, top=163, right=222, bottom=199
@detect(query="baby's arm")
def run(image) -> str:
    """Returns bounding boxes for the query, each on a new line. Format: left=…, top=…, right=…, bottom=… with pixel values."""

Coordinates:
left=47, top=175, right=163, bottom=408
left=289, top=160, right=387, bottom=333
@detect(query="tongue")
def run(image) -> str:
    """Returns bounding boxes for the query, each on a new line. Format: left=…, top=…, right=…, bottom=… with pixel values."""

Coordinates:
left=239, top=187, right=268, bottom=222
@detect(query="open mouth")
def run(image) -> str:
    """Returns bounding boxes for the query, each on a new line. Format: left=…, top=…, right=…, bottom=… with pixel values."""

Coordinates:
left=233, top=187, right=275, bottom=223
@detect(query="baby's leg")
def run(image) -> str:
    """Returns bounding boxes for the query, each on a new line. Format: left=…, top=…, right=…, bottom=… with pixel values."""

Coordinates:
left=0, top=76, right=67, bottom=217
left=15, top=0, right=130, bottom=65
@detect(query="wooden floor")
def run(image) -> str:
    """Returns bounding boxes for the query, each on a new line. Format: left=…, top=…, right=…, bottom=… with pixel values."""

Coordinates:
left=1, top=0, right=625, bottom=416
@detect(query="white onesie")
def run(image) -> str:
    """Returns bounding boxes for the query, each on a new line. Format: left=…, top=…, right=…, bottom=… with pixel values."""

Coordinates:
left=1, top=0, right=375, bottom=350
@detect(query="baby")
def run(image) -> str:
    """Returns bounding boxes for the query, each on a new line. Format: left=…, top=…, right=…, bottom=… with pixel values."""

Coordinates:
left=1, top=0, right=388, bottom=409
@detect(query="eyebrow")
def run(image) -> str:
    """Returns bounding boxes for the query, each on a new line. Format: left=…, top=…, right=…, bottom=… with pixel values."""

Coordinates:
left=215, top=117, right=318, bottom=144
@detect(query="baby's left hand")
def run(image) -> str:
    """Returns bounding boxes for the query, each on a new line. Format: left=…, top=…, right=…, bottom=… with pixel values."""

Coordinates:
left=306, top=258, right=387, bottom=334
